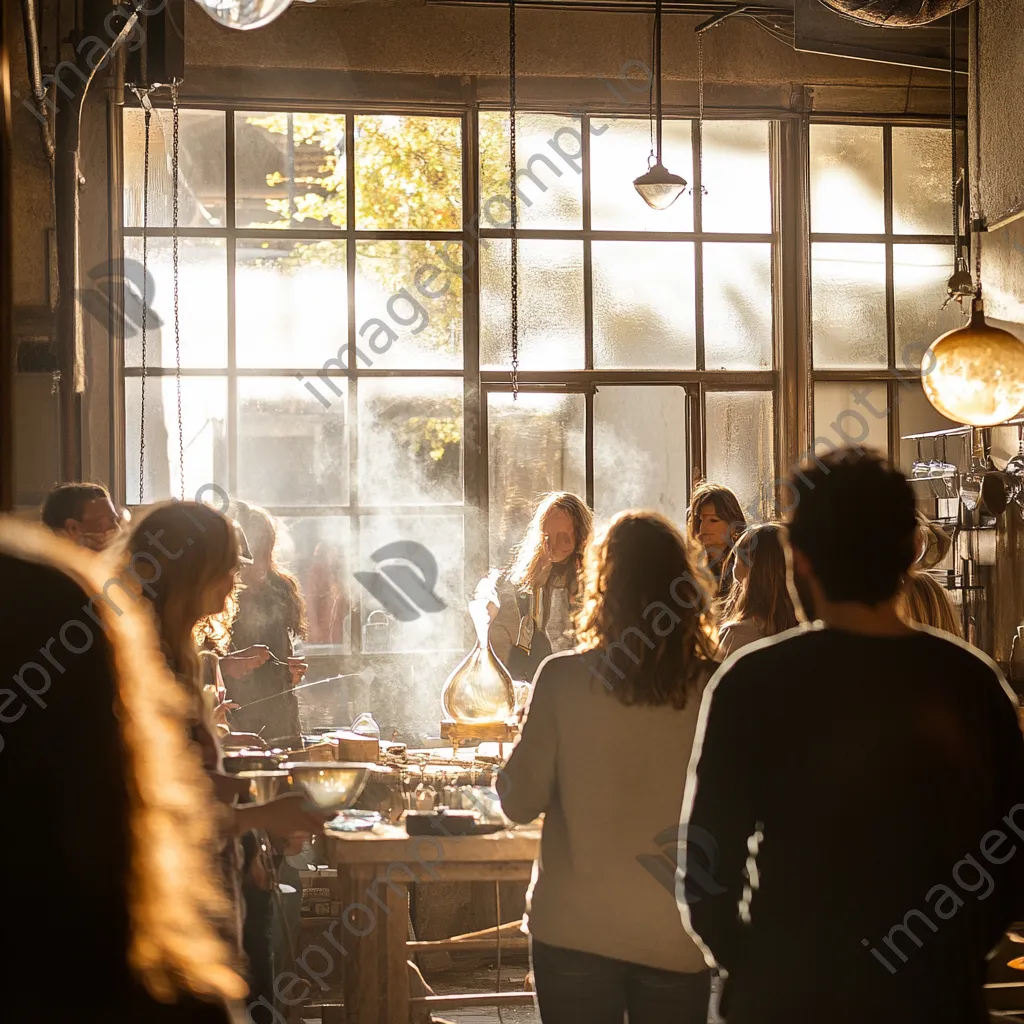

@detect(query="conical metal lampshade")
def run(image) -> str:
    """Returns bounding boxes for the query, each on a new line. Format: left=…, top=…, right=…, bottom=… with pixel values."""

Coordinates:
left=923, top=297, right=1024, bottom=427
left=633, top=163, right=688, bottom=210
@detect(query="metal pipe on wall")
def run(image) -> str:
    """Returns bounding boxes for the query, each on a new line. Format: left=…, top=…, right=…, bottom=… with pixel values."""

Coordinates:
left=52, top=2, right=141, bottom=482
left=1, top=3, right=13, bottom=511
left=20, top=0, right=55, bottom=166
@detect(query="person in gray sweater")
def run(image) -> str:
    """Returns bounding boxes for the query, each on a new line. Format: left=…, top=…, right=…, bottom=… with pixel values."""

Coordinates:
left=499, top=510, right=718, bottom=1024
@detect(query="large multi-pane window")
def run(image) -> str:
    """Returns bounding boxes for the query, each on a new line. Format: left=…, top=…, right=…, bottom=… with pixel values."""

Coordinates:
left=808, top=123, right=965, bottom=485
left=121, top=106, right=961, bottom=670
left=121, top=105, right=777, bottom=662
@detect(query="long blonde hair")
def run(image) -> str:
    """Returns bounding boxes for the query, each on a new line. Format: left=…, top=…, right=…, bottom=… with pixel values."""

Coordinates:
left=124, top=502, right=240, bottom=699
left=898, top=569, right=962, bottom=637
left=575, top=511, right=718, bottom=708
left=0, top=519, right=245, bottom=1004
left=507, top=492, right=593, bottom=594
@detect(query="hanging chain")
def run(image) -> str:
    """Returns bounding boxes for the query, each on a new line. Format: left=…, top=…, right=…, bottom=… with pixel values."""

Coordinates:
left=509, top=0, right=519, bottom=399
left=137, top=89, right=153, bottom=505
left=172, top=81, right=184, bottom=498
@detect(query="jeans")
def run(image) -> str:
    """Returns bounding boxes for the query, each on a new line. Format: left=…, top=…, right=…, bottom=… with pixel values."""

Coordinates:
left=532, top=939, right=711, bottom=1024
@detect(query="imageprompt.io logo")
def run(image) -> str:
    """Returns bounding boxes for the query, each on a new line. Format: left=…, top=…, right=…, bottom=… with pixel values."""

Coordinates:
left=355, top=541, right=447, bottom=622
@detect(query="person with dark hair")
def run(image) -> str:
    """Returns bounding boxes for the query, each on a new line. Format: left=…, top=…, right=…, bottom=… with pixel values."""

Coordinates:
left=41, top=481, right=124, bottom=551
left=679, top=448, right=1024, bottom=1024
left=499, top=511, right=717, bottom=1024
left=477, top=491, right=594, bottom=681
left=717, top=523, right=798, bottom=658
left=686, top=482, right=746, bottom=599
left=0, top=518, right=246, bottom=1023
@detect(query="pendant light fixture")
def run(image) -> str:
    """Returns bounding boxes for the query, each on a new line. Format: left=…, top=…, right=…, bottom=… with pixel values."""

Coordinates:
left=922, top=7, right=1024, bottom=427
left=634, top=0, right=687, bottom=210
left=192, top=0, right=297, bottom=31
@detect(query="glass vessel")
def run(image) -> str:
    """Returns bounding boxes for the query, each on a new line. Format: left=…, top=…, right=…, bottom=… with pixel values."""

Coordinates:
left=441, top=600, right=515, bottom=724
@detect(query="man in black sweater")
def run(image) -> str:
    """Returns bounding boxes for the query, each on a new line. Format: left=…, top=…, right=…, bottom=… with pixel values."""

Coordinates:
left=679, top=448, right=1024, bottom=1024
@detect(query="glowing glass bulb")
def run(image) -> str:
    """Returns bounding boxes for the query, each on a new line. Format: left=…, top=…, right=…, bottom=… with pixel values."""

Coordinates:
left=922, top=297, right=1024, bottom=427
left=192, top=0, right=294, bottom=30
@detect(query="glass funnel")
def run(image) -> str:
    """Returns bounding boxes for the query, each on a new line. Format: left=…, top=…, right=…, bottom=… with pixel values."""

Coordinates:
left=441, top=598, right=515, bottom=725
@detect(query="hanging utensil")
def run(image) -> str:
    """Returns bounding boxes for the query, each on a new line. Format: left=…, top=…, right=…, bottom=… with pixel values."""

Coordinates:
left=958, top=428, right=991, bottom=511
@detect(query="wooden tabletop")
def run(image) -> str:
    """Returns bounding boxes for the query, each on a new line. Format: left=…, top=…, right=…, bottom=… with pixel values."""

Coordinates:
left=322, top=821, right=541, bottom=865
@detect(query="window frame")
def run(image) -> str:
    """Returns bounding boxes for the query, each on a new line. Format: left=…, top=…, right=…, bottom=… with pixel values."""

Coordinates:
left=113, top=93, right=953, bottom=655
left=807, top=115, right=966, bottom=465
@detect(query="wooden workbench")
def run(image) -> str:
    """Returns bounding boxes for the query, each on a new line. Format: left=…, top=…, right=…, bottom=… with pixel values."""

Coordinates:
left=319, top=822, right=540, bottom=1024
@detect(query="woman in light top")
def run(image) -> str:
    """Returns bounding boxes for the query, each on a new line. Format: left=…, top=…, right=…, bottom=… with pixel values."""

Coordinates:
left=499, top=510, right=716, bottom=1024
left=717, top=523, right=799, bottom=659
left=477, top=491, right=593, bottom=681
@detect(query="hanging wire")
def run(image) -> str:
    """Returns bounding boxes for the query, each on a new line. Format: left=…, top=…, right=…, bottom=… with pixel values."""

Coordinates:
left=694, top=28, right=708, bottom=197
left=970, top=1, right=983, bottom=294
left=132, top=87, right=154, bottom=505
left=508, top=0, right=519, bottom=399
left=949, top=13, right=959, bottom=261
left=648, top=1, right=656, bottom=164
left=171, top=81, right=185, bottom=498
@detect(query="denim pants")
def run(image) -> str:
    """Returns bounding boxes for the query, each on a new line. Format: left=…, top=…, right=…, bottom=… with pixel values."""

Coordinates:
left=532, top=939, right=711, bottom=1024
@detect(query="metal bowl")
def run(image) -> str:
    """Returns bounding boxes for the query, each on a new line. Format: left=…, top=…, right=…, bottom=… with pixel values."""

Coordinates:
left=238, top=769, right=291, bottom=804
left=222, top=751, right=284, bottom=774
left=282, top=761, right=373, bottom=812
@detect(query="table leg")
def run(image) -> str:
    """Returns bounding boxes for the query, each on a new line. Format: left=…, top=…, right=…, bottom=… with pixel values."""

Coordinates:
left=339, top=865, right=410, bottom=1024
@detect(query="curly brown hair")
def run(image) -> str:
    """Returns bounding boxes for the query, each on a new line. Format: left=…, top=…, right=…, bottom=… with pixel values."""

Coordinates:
left=575, top=511, right=718, bottom=708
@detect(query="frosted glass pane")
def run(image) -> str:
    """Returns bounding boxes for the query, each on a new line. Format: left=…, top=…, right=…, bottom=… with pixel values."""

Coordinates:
left=705, top=391, right=774, bottom=523
left=896, top=381, right=960, bottom=474
left=356, top=115, right=462, bottom=231
left=235, top=112, right=346, bottom=230
left=811, top=242, right=887, bottom=369
left=592, top=241, right=695, bottom=369
left=237, top=377, right=348, bottom=507
left=358, top=378, right=463, bottom=505
left=355, top=241, right=463, bottom=369
left=814, top=382, right=889, bottom=459
left=480, top=239, right=584, bottom=370
left=487, top=392, right=586, bottom=567
left=125, top=376, right=227, bottom=504
left=590, top=117, right=694, bottom=231
left=810, top=125, right=884, bottom=234
left=892, top=127, right=958, bottom=236
left=123, top=237, right=227, bottom=368
left=358, top=514, right=465, bottom=653
left=277, top=516, right=353, bottom=652
left=703, top=242, right=773, bottom=370
left=893, top=244, right=968, bottom=370
left=236, top=238, right=346, bottom=369
left=479, top=112, right=583, bottom=229
left=701, top=121, right=772, bottom=233
left=125, top=108, right=225, bottom=228
left=594, top=386, right=688, bottom=524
